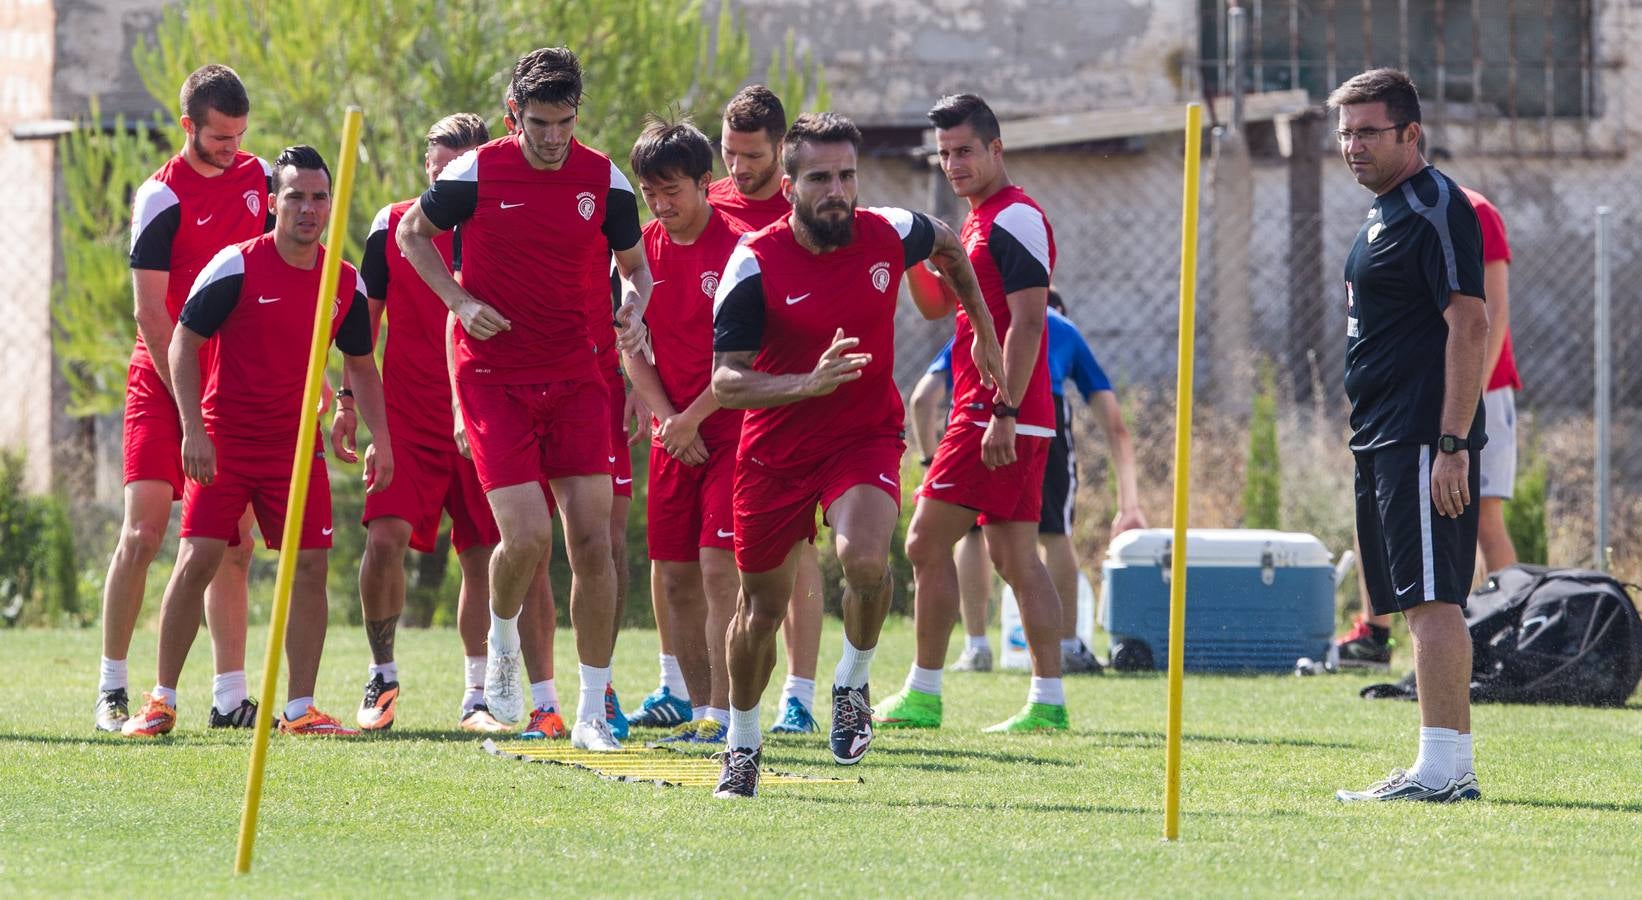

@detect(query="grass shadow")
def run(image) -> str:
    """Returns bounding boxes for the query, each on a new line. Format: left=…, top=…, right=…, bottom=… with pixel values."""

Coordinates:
left=1488, top=797, right=1642, bottom=815
left=865, top=745, right=1080, bottom=768
left=1093, top=729, right=1362, bottom=750
left=782, top=793, right=1285, bottom=820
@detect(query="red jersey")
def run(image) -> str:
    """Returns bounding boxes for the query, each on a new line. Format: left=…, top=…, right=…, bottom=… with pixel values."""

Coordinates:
left=952, top=185, right=1057, bottom=436
left=361, top=199, right=458, bottom=446
left=712, top=207, right=936, bottom=468
left=128, top=150, right=273, bottom=371
left=1460, top=187, right=1522, bottom=392
left=708, top=177, right=790, bottom=231
left=178, top=234, right=371, bottom=444
left=642, top=207, right=747, bottom=446
left=417, top=136, right=642, bottom=385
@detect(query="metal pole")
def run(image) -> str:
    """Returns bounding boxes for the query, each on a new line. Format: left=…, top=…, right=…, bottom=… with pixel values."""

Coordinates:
left=1229, top=5, right=1247, bottom=131
left=1594, top=206, right=1611, bottom=571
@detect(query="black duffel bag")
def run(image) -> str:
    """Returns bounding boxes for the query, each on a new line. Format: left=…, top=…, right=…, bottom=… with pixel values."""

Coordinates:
left=1362, top=564, right=1642, bottom=706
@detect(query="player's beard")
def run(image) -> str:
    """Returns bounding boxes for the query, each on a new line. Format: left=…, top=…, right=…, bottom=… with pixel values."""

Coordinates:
left=737, top=166, right=775, bottom=197
left=795, top=199, right=855, bottom=249
left=190, top=133, right=233, bottom=171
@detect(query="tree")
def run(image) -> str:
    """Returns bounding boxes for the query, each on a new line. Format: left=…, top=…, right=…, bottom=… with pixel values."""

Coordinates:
left=1241, top=356, right=1281, bottom=530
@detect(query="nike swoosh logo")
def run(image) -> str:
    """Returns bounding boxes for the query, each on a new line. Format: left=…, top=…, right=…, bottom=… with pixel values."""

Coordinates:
left=716, top=529, right=734, bottom=539
left=850, top=732, right=871, bottom=755
left=257, top=296, right=280, bottom=304
left=650, top=280, right=665, bottom=286
left=615, top=476, right=632, bottom=485
left=321, top=527, right=334, bottom=535
left=785, top=293, right=811, bottom=305
left=499, top=201, right=525, bottom=209
left=878, top=474, right=897, bottom=488
left=1394, top=582, right=1417, bottom=597
left=195, top=215, right=213, bottom=225
left=930, top=481, right=955, bottom=489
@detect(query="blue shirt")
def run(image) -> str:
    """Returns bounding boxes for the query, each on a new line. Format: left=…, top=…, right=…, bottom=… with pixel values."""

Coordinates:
left=925, top=308, right=1110, bottom=400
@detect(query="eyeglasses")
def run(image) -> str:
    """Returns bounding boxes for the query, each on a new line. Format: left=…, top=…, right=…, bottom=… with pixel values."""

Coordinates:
left=1334, top=125, right=1406, bottom=144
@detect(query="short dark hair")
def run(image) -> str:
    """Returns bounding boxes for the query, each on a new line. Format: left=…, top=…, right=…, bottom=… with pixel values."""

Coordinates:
left=1047, top=287, right=1064, bottom=313
left=272, top=145, right=330, bottom=188
left=781, top=112, right=862, bottom=177
left=180, top=64, right=249, bottom=123
left=724, top=85, right=787, bottom=144
left=427, top=113, right=488, bottom=150
left=630, top=116, right=714, bottom=183
left=511, top=47, right=583, bottom=110
left=927, top=93, right=1000, bottom=145
left=1327, top=67, right=1422, bottom=125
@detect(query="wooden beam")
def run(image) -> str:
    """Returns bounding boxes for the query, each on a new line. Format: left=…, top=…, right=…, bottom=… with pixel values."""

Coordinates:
left=922, top=90, right=1313, bottom=151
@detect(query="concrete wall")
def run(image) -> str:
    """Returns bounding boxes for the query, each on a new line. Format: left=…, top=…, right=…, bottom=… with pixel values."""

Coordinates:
left=52, top=0, right=168, bottom=120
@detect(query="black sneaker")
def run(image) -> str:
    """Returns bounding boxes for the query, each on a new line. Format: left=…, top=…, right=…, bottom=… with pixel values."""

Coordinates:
left=829, top=683, right=873, bottom=766
left=1062, top=639, right=1105, bottom=675
left=713, top=746, right=762, bottom=799
left=209, top=698, right=258, bottom=728
left=1333, top=617, right=1393, bottom=670
left=94, top=688, right=130, bottom=733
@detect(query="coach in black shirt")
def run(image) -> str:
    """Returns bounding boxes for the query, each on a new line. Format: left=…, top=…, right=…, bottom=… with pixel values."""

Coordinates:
left=1329, top=69, right=1489, bottom=804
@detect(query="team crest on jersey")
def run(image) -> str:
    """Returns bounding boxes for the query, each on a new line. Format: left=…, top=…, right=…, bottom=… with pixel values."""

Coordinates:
left=869, top=261, right=891, bottom=294
left=964, top=234, right=981, bottom=254
left=1367, top=222, right=1384, bottom=243
left=576, top=191, right=596, bottom=221
left=244, top=190, right=261, bottom=217
left=700, top=270, right=720, bottom=297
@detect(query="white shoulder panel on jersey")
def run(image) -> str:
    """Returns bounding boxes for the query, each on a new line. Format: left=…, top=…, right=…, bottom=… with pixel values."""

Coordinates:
left=712, top=242, right=762, bottom=316
left=130, top=179, right=181, bottom=250
left=189, top=244, right=246, bottom=296
left=438, top=148, right=480, bottom=183
left=865, top=206, right=917, bottom=239
left=368, top=203, right=393, bottom=239
left=609, top=160, right=634, bottom=194
left=258, top=156, right=273, bottom=177
left=992, top=203, right=1051, bottom=274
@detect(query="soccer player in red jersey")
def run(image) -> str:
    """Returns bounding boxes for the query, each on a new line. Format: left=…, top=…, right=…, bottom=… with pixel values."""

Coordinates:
left=97, top=65, right=272, bottom=734
left=341, top=113, right=562, bottom=738
left=877, top=94, right=1071, bottom=734
left=398, top=48, right=651, bottom=750
left=619, top=118, right=748, bottom=744
left=121, top=146, right=394, bottom=737
left=708, top=113, right=1004, bottom=797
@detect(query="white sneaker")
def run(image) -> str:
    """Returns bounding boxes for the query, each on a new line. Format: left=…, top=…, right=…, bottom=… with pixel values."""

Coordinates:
left=483, top=648, right=524, bottom=725
left=952, top=645, right=993, bottom=672
left=571, top=718, right=622, bottom=752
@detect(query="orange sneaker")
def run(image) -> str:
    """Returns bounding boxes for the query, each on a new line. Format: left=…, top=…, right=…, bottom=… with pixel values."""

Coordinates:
left=120, top=692, right=176, bottom=737
left=520, top=706, right=567, bottom=740
left=356, top=674, right=399, bottom=731
left=459, top=704, right=509, bottom=734
left=278, top=706, right=359, bottom=736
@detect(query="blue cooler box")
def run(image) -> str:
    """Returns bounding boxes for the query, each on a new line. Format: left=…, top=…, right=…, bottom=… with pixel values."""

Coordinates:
left=1099, top=528, right=1335, bottom=672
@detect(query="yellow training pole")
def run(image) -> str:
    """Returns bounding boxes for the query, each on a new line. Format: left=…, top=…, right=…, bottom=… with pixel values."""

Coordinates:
left=235, top=106, right=364, bottom=875
left=1164, top=102, right=1202, bottom=843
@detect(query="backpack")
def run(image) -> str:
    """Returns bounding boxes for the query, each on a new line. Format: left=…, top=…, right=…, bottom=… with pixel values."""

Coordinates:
left=1361, top=565, right=1642, bottom=706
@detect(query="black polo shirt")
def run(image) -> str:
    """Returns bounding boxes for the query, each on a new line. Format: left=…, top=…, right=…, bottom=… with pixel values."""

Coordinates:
left=1343, top=165, right=1488, bottom=454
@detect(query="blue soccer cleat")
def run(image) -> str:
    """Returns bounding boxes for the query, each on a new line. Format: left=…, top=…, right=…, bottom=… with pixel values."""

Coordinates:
left=605, top=684, right=629, bottom=740
left=626, top=686, right=693, bottom=729
left=769, top=696, right=817, bottom=734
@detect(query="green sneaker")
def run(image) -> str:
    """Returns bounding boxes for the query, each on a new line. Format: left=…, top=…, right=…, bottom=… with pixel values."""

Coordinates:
left=871, top=687, right=942, bottom=729
left=982, top=702, right=1069, bottom=733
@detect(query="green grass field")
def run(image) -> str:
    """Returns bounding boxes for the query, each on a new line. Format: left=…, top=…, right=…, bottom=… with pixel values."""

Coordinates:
left=3, top=620, right=1640, bottom=898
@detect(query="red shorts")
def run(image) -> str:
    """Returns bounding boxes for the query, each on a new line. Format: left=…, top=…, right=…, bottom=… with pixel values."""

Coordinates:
left=733, top=436, right=905, bottom=573
left=362, top=436, right=500, bottom=554
left=919, top=419, right=1050, bottom=524
left=121, top=363, right=185, bottom=499
left=456, top=378, right=612, bottom=493
left=606, top=371, right=633, bottom=498
left=647, top=442, right=736, bottom=562
left=181, top=437, right=332, bottom=550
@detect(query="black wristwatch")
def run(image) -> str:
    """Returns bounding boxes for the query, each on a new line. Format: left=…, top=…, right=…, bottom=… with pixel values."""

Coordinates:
left=992, top=402, right=1020, bottom=419
left=1438, top=434, right=1469, bottom=454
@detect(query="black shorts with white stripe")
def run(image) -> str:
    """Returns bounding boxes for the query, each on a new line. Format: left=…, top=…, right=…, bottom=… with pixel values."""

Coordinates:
left=1354, top=443, right=1480, bottom=617
left=1038, top=394, right=1076, bottom=535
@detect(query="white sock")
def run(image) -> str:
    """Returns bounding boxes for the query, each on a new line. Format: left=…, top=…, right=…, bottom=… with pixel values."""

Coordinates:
left=153, top=684, right=178, bottom=708
left=283, top=696, right=313, bottom=720
left=463, top=655, right=486, bottom=712
left=781, top=675, right=816, bottom=712
left=728, top=704, right=761, bottom=750
left=212, top=670, right=248, bottom=711
left=1456, top=732, right=1475, bottom=778
left=692, top=704, right=709, bottom=722
left=368, top=662, right=398, bottom=683
left=907, top=665, right=943, bottom=696
left=1028, top=676, right=1065, bottom=706
left=834, top=635, right=875, bottom=690
left=99, top=657, right=128, bottom=693
left=531, top=679, right=559, bottom=712
left=1060, top=637, right=1081, bottom=655
left=577, top=664, right=610, bottom=724
left=706, top=707, right=730, bottom=727
left=1408, top=726, right=1460, bottom=787
left=966, top=634, right=991, bottom=653
left=461, top=688, right=485, bottom=713
left=660, top=654, right=688, bottom=697
left=488, top=609, right=521, bottom=655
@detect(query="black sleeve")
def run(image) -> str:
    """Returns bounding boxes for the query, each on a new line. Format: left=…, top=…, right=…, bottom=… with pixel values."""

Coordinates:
left=177, top=271, right=243, bottom=337
left=129, top=205, right=181, bottom=271
left=1444, top=190, right=1486, bottom=306
left=713, top=273, right=766, bottom=352
left=420, top=179, right=478, bottom=232
left=263, top=172, right=275, bottom=232
left=902, top=212, right=937, bottom=269
left=451, top=226, right=463, bottom=274
left=602, top=187, right=642, bottom=253
left=360, top=228, right=390, bottom=301
left=335, top=287, right=373, bottom=356
left=609, top=258, right=621, bottom=311
left=989, top=223, right=1051, bottom=294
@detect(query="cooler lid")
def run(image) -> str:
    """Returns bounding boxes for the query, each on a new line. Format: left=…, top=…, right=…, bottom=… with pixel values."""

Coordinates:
left=1105, top=528, right=1333, bottom=568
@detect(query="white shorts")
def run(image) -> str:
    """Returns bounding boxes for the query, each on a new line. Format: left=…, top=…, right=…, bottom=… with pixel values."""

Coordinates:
left=1478, top=387, right=1516, bottom=499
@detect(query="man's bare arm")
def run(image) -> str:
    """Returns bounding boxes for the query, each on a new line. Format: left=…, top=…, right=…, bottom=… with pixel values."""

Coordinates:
left=1480, top=259, right=1509, bottom=383
left=925, top=218, right=1004, bottom=390
left=396, top=203, right=510, bottom=339
left=168, top=323, right=213, bottom=484
left=134, top=269, right=176, bottom=393
left=711, top=331, right=869, bottom=410
left=908, top=372, right=948, bottom=461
